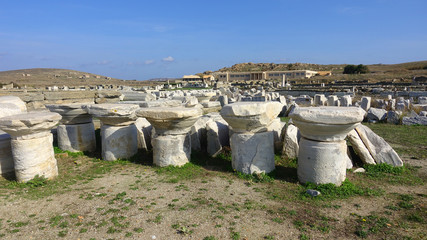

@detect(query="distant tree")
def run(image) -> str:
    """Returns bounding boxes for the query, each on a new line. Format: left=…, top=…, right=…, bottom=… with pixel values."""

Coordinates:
left=343, top=64, right=369, bottom=74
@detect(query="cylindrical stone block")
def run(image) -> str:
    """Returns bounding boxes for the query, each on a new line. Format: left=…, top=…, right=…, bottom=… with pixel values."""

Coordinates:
left=57, top=122, right=96, bottom=152
left=230, top=131, right=275, bottom=174
left=101, top=124, right=138, bottom=161
left=151, top=133, right=191, bottom=167
left=11, top=133, right=58, bottom=182
left=297, top=137, right=347, bottom=186
left=0, top=133, right=14, bottom=176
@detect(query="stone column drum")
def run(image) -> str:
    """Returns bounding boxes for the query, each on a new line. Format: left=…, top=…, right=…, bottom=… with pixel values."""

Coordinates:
left=46, top=103, right=96, bottom=152
left=220, top=102, right=282, bottom=174
left=84, top=104, right=139, bottom=161
left=289, top=107, right=365, bottom=185
left=136, top=107, right=203, bottom=167
left=0, top=112, right=62, bottom=182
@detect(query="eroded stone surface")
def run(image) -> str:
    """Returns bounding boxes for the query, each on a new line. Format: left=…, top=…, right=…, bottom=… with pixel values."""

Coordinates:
left=151, top=134, right=191, bottom=167
left=57, top=123, right=96, bottom=152
left=281, top=124, right=300, bottom=159
left=230, top=132, right=275, bottom=174
left=101, top=124, right=138, bottom=161
left=220, top=102, right=282, bottom=133
left=136, top=107, right=203, bottom=135
left=83, top=104, right=139, bottom=126
left=45, top=103, right=93, bottom=124
left=347, top=129, right=376, bottom=165
left=0, top=133, right=13, bottom=176
left=0, top=103, right=22, bottom=118
left=0, top=96, right=27, bottom=112
left=297, top=138, right=347, bottom=186
left=12, top=133, right=58, bottom=182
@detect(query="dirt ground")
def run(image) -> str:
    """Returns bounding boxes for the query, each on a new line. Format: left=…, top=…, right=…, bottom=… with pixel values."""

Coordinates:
left=0, top=147, right=425, bottom=240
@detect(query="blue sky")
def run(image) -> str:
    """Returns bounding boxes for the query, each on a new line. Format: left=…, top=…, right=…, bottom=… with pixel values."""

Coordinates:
left=0, top=0, right=426, bottom=80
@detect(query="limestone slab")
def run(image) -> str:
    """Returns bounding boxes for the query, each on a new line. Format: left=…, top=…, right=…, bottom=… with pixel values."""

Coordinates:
left=83, top=104, right=139, bottom=126
left=355, top=124, right=403, bottom=166
left=45, top=103, right=93, bottom=124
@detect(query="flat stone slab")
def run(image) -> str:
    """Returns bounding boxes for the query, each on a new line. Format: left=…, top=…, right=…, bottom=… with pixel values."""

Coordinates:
left=290, top=107, right=365, bottom=125
left=0, top=103, right=23, bottom=118
left=0, top=96, right=27, bottom=112
left=45, top=103, right=93, bottom=124
left=118, top=100, right=182, bottom=108
left=220, top=102, right=283, bottom=133
left=0, top=111, right=62, bottom=138
left=83, top=104, right=139, bottom=125
left=136, top=107, right=202, bottom=135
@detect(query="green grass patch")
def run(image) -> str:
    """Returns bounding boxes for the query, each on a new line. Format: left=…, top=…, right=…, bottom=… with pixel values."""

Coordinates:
left=362, top=163, right=423, bottom=185
left=300, top=179, right=382, bottom=201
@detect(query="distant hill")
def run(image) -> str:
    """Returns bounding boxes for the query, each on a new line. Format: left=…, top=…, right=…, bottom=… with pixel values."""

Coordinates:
left=0, top=68, right=125, bottom=88
left=215, top=61, right=427, bottom=74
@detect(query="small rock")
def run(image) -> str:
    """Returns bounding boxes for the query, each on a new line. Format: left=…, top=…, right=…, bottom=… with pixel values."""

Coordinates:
left=151, top=235, right=156, bottom=240
left=306, top=189, right=321, bottom=197
left=354, top=168, right=366, bottom=173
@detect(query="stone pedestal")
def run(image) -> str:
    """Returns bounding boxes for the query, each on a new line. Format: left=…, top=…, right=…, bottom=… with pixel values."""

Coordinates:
left=151, top=133, right=191, bottom=167
left=101, top=124, right=138, bottom=161
left=220, top=102, right=282, bottom=174
left=84, top=104, right=139, bottom=161
left=46, top=103, right=96, bottom=152
left=231, top=132, right=275, bottom=174
left=57, top=123, right=96, bottom=152
left=290, top=107, right=365, bottom=185
left=0, top=112, right=62, bottom=182
left=136, top=107, right=202, bottom=167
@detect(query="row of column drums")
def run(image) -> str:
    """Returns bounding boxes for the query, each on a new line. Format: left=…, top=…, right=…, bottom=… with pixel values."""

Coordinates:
left=0, top=97, right=366, bottom=186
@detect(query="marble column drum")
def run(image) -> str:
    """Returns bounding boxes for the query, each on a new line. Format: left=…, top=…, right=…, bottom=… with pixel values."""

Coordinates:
left=83, top=104, right=139, bottom=161
left=289, top=107, right=366, bottom=186
left=0, top=112, right=62, bottom=182
left=46, top=103, right=96, bottom=152
left=220, top=102, right=282, bottom=174
left=136, top=107, right=202, bottom=167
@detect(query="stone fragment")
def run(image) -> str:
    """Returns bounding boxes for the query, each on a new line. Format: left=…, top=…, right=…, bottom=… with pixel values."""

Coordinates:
left=0, top=96, right=27, bottom=112
left=367, top=108, right=387, bottom=122
left=0, top=133, right=14, bottom=176
left=281, top=123, right=300, bottom=159
left=340, top=95, right=352, bottom=107
left=314, top=94, right=327, bottom=106
left=355, top=124, right=403, bottom=166
left=45, top=103, right=93, bottom=124
left=327, top=95, right=340, bottom=106
left=83, top=104, right=138, bottom=126
left=206, top=120, right=229, bottom=157
left=134, top=118, right=152, bottom=150
left=267, top=118, right=286, bottom=152
left=306, top=189, right=321, bottom=197
left=347, top=129, right=376, bottom=165
left=353, top=168, right=366, bottom=173
left=0, top=103, right=22, bottom=118
left=230, top=131, right=275, bottom=174
left=360, top=96, right=371, bottom=111
left=386, top=111, right=402, bottom=124
left=402, top=116, right=427, bottom=125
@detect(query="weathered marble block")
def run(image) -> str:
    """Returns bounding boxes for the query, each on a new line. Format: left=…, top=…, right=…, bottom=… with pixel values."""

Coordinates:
left=101, top=124, right=138, bottom=161
left=231, top=132, right=275, bottom=174
left=0, top=112, right=61, bottom=182
left=290, top=107, right=365, bottom=185
left=57, top=123, right=96, bottom=152
left=151, top=133, right=191, bottom=167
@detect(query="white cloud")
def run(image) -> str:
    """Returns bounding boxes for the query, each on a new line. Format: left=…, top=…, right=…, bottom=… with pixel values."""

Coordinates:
left=162, top=56, right=174, bottom=62
left=96, top=60, right=111, bottom=65
left=144, top=60, right=155, bottom=65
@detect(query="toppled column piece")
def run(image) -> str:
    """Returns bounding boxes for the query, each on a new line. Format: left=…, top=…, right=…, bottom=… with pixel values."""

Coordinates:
left=84, top=104, right=139, bottom=161
left=220, top=102, right=282, bottom=174
left=46, top=103, right=96, bottom=152
left=0, top=112, right=62, bottom=182
left=136, top=107, right=203, bottom=166
left=290, top=107, right=365, bottom=185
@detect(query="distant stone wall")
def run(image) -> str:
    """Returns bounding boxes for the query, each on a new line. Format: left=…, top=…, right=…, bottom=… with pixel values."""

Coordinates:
left=0, top=90, right=122, bottom=110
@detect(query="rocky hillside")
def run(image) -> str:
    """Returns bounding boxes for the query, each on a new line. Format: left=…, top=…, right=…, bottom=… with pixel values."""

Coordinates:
left=215, top=61, right=427, bottom=74
left=0, top=68, right=125, bottom=88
